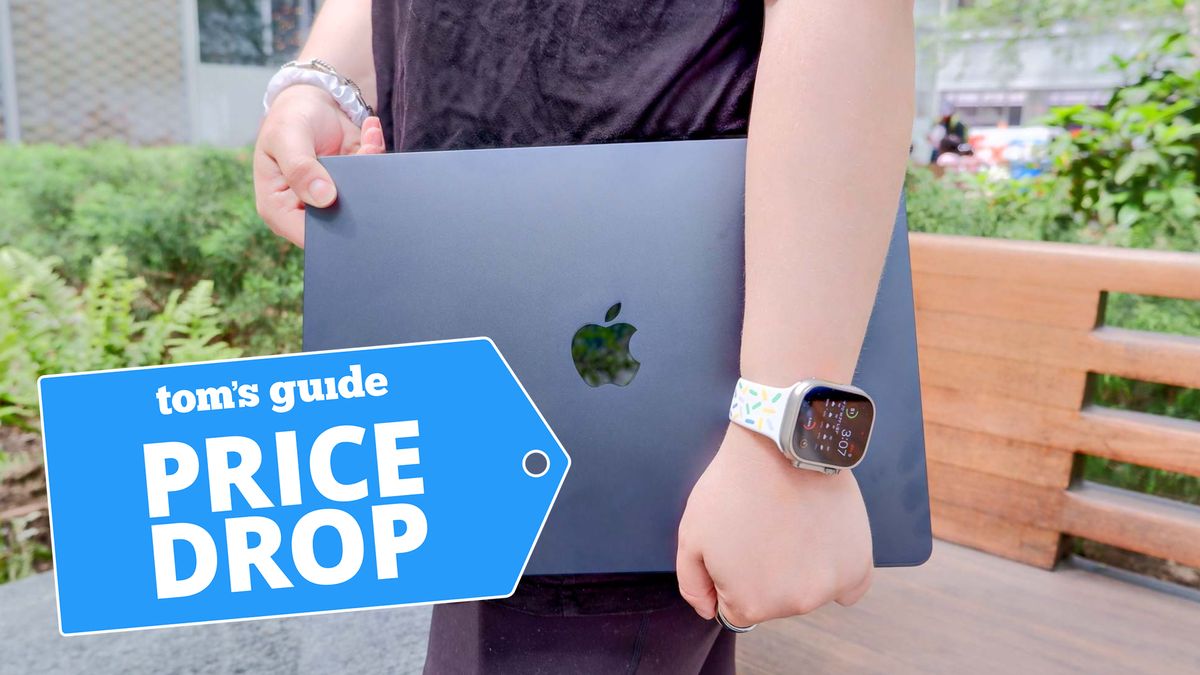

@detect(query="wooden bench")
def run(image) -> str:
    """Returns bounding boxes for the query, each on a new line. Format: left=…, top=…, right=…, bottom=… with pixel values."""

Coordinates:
left=910, top=233, right=1200, bottom=570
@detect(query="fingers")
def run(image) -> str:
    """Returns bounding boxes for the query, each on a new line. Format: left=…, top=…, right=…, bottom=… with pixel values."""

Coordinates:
left=676, top=543, right=717, bottom=620
left=835, top=568, right=873, bottom=607
left=356, top=116, right=386, bottom=155
left=715, top=597, right=756, bottom=629
left=261, top=189, right=305, bottom=248
left=253, top=147, right=306, bottom=247
left=262, top=125, right=338, bottom=208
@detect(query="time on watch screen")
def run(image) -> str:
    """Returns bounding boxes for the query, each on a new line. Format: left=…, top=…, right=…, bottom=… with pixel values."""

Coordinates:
left=791, top=386, right=874, bottom=468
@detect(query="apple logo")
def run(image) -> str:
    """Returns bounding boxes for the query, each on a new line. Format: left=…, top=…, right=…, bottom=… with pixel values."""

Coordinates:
left=571, top=302, right=640, bottom=387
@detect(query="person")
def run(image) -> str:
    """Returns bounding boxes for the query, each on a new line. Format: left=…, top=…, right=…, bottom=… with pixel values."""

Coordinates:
left=928, top=101, right=967, bottom=163
left=935, top=133, right=981, bottom=174
left=254, top=1, right=914, bottom=672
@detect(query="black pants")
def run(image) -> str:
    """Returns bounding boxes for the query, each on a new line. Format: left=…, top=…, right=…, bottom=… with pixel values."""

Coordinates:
left=423, top=574, right=735, bottom=674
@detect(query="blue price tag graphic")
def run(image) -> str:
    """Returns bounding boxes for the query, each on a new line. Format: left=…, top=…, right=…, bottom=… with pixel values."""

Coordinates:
left=38, top=338, right=570, bottom=635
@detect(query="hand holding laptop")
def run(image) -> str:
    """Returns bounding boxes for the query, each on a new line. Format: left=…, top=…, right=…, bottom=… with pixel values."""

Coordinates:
left=253, top=85, right=386, bottom=247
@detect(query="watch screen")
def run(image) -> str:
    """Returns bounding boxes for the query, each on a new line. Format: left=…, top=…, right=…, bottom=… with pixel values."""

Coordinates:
left=791, top=386, right=874, bottom=468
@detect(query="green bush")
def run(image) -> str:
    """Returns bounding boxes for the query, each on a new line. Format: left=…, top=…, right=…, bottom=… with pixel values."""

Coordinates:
left=0, top=246, right=240, bottom=429
left=0, top=143, right=301, bottom=356
left=909, top=30, right=1200, bottom=254
left=905, top=166, right=1077, bottom=241
left=1042, top=33, right=1200, bottom=250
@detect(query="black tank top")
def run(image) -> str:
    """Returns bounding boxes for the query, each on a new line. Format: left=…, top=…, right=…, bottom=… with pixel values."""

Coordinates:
left=371, top=0, right=762, bottom=151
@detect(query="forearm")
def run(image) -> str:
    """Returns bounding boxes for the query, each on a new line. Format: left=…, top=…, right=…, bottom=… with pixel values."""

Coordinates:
left=741, top=1, right=914, bottom=385
left=298, top=0, right=377, bottom=110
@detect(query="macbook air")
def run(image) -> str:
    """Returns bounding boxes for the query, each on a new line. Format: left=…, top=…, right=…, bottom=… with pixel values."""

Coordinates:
left=304, top=138, right=932, bottom=574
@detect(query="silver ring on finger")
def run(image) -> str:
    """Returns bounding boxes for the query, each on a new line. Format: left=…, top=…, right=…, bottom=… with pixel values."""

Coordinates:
left=715, top=607, right=756, bottom=633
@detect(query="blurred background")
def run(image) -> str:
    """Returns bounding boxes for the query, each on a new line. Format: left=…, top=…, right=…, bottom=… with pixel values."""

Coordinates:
left=0, top=1, right=1197, bottom=673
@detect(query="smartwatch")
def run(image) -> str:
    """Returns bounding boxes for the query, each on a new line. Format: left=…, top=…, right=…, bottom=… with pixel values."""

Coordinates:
left=729, top=377, right=876, bottom=474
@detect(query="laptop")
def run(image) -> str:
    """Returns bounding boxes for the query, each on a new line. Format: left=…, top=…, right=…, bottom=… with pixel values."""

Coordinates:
left=304, top=138, right=932, bottom=574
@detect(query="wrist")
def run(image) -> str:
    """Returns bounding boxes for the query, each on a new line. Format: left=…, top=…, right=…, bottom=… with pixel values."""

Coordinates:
left=271, top=84, right=343, bottom=115
left=724, top=422, right=792, bottom=467
left=738, top=333, right=857, bottom=386
left=737, top=360, right=856, bottom=389
left=263, top=61, right=373, bottom=127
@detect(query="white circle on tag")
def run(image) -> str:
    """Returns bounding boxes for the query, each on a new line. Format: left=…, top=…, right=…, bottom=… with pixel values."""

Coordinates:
left=522, top=449, right=550, bottom=478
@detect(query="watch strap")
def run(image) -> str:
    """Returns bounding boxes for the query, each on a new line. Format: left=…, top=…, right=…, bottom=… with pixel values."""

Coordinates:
left=729, top=378, right=792, bottom=445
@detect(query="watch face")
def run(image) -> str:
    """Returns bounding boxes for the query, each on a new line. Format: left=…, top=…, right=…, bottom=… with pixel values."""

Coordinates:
left=791, top=386, right=874, bottom=468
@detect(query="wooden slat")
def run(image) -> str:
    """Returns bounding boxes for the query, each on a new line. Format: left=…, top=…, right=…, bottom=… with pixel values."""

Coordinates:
left=923, top=385, right=1200, bottom=477
left=915, top=310, right=1086, bottom=371
left=913, top=271, right=1102, bottom=330
left=918, top=311, right=1200, bottom=390
left=930, top=499, right=1062, bottom=568
left=1077, top=405, right=1200, bottom=478
left=927, top=460, right=1064, bottom=531
left=923, top=384, right=1080, bottom=451
left=1088, top=327, right=1200, bottom=389
left=924, top=423, right=1075, bottom=489
left=1061, top=482, right=1200, bottom=569
left=923, top=385, right=1077, bottom=453
left=917, top=347, right=1087, bottom=410
left=910, top=233, right=1200, bottom=301
left=934, top=473, right=1200, bottom=583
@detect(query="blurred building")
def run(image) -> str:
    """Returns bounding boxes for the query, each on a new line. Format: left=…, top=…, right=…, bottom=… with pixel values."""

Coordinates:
left=913, top=0, right=1148, bottom=159
left=0, top=0, right=314, bottom=146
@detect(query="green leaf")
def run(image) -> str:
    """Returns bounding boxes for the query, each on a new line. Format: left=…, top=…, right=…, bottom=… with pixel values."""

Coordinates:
left=1113, top=158, right=1139, bottom=185
left=1113, top=148, right=1164, bottom=185
left=1169, top=187, right=1199, bottom=219
left=1116, top=204, right=1142, bottom=228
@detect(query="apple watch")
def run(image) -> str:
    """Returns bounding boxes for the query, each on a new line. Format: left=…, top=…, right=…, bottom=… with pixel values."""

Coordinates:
left=729, top=377, right=875, bottom=474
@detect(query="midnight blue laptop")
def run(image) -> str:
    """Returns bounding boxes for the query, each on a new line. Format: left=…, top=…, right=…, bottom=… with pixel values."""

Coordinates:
left=304, top=139, right=932, bottom=573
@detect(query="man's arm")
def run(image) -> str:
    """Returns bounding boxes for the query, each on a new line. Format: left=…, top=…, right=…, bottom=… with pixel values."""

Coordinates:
left=677, top=0, right=915, bottom=626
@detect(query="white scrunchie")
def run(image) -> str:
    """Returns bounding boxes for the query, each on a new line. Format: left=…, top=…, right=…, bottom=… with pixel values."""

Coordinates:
left=263, top=66, right=372, bottom=127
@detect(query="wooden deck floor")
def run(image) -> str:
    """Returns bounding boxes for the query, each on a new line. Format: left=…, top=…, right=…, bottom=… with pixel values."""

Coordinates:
left=737, top=541, right=1200, bottom=675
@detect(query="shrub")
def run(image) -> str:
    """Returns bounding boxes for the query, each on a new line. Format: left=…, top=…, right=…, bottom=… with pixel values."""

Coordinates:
left=0, top=143, right=302, bottom=356
left=1042, top=33, right=1200, bottom=250
left=909, top=30, right=1199, bottom=254
left=0, top=246, right=240, bottom=429
left=905, top=166, right=1077, bottom=242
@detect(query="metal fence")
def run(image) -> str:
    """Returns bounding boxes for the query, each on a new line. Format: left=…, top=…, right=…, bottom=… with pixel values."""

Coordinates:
left=0, top=0, right=189, bottom=145
left=0, top=0, right=15, bottom=141
left=0, top=0, right=316, bottom=146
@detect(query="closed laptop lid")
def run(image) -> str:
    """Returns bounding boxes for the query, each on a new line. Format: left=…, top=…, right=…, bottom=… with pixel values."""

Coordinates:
left=304, top=138, right=931, bottom=573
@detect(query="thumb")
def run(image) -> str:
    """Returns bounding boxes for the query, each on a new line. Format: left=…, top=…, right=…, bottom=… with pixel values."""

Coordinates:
left=356, top=116, right=386, bottom=155
left=264, top=125, right=338, bottom=208
left=676, top=542, right=717, bottom=620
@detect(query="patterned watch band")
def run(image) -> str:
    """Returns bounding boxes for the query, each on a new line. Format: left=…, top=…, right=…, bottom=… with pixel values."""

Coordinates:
left=729, top=377, right=792, bottom=446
